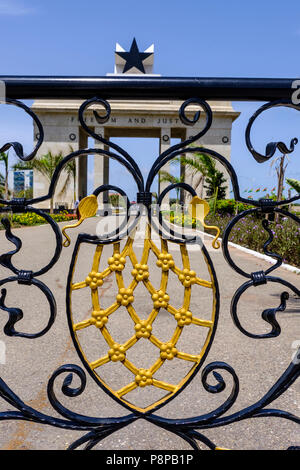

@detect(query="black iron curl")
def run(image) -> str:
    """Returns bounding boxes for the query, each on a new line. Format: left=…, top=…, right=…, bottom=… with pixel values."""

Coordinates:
left=231, top=287, right=290, bottom=339
left=222, top=208, right=299, bottom=279
left=146, top=99, right=213, bottom=184
left=0, top=278, right=56, bottom=339
left=179, top=98, right=213, bottom=139
left=245, top=99, right=300, bottom=164
left=0, top=211, right=62, bottom=277
left=48, top=365, right=86, bottom=403
left=0, top=98, right=44, bottom=162
left=201, top=363, right=228, bottom=394
left=178, top=98, right=212, bottom=147
left=78, top=98, right=144, bottom=187
left=0, top=213, right=61, bottom=338
left=147, top=361, right=239, bottom=431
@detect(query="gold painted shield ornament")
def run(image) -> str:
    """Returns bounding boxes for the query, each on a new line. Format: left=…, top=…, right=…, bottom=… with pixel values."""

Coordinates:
left=65, top=197, right=220, bottom=414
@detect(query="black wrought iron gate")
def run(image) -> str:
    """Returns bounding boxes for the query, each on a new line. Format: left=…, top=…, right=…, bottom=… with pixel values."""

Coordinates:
left=0, top=77, right=299, bottom=450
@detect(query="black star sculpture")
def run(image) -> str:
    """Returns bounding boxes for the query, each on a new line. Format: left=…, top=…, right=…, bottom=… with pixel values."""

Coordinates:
left=116, top=38, right=152, bottom=74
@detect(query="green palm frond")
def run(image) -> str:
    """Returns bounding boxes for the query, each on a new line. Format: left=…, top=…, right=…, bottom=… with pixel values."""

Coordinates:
left=160, top=146, right=227, bottom=201
left=286, top=178, right=300, bottom=193
left=178, top=149, right=216, bottom=176
left=0, top=152, right=8, bottom=171
left=12, top=161, right=33, bottom=171
left=13, top=151, right=65, bottom=182
left=0, top=152, right=9, bottom=199
left=159, top=170, right=184, bottom=185
left=178, top=156, right=207, bottom=176
left=13, top=151, right=76, bottom=188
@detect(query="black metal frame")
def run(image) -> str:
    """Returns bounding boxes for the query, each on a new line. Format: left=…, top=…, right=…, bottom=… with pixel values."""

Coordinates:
left=0, top=77, right=299, bottom=450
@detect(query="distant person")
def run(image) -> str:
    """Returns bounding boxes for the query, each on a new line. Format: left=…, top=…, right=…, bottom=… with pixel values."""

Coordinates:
left=74, top=199, right=79, bottom=214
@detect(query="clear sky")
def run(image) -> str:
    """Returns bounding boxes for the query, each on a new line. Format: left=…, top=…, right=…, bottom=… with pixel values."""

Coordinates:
left=0, top=0, right=300, bottom=200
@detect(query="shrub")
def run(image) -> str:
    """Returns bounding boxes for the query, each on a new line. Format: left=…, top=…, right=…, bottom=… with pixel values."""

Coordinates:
left=10, top=211, right=77, bottom=227
left=165, top=209, right=299, bottom=268
left=208, top=199, right=254, bottom=215
left=206, top=213, right=299, bottom=268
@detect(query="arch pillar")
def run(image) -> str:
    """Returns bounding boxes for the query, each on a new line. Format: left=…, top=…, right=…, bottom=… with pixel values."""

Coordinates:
left=158, top=128, right=171, bottom=204
left=76, top=127, right=88, bottom=201
left=33, top=122, right=80, bottom=209
left=93, top=126, right=109, bottom=205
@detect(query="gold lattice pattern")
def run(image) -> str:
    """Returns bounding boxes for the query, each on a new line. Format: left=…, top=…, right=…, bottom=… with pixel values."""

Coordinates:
left=70, top=224, right=217, bottom=412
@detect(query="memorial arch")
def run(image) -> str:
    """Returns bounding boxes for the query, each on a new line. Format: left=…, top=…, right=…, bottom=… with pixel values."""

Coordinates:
left=31, top=40, right=239, bottom=209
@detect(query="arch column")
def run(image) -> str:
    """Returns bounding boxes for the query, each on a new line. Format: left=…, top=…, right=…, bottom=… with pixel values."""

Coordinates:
left=76, top=127, right=88, bottom=201
left=158, top=128, right=171, bottom=204
left=182, top=129, right=201, bottom=205
left=93, top=126, right=109, bottom=206
left=33, top=122, right=80, bottom=209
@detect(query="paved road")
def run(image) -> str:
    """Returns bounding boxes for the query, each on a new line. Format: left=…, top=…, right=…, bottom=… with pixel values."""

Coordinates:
left=0, top=215, right=299, bottom=450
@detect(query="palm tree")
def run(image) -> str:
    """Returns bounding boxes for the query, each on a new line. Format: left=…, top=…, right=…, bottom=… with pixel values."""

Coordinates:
left=0, top=151, right=9, bottom=200
left=173, top=150, right=227, bottom=201
left=0, top=172, right=6, bottom=198
left=13, top=150, right=76, bottom=213
left=175, top=152, right=210, bottom=199
left=204, top=169, right=227, bottom=200
left=159, top=171, right=185, bottom=204
left=58, top=157, right=76, bottom=205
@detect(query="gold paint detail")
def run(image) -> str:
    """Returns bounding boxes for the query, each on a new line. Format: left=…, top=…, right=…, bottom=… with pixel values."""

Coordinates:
left=108, top=343, right=126, bottom=362
left=90, top=309, right=108, bottom=329
left=160, top=343, right=178, bottom=360
left=135, top=369, right=153, bottom=387
left=175, top=308, right=193, bottom=327
left=62, top=194, right=98, bottom=247
left=156, top=253, right=175, bottom=271
left=116, top=288, right=134, bottom=306
left=134, top=320, right=152, bottom=339
left=131, top=263, right=149, bottom=282
left=152, top=290, right=170, bottom=309
left=188, top=196, right=221, bottom=249
left=69, top=222, right=217, bottom=413
left=85, top=271, right=103, bottom=289
left=178, top=268, right=197, bottom=287
left=108, top=253, right=126, bottom=272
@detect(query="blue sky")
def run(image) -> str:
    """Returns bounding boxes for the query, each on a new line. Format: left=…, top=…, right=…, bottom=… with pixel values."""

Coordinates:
left=0, top=0, right=300, bottom=200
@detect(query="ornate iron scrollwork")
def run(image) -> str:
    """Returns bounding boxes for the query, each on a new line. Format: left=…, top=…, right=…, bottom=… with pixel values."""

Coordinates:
left=0, top=94, right=299, bottom=450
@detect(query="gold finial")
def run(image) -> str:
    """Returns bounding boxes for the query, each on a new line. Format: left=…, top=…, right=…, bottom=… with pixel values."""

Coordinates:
left=62, top=194, right=98, bottom=247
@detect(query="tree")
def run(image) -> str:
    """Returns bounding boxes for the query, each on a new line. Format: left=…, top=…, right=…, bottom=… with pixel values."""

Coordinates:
left=270, top=154, right=289, bottom=203
left=204, top=169, right=228, bottom=200
left=159, top=171, right=185, bottom=204
left=0, top=151, right=9, bottom=200
left=13, top=150, right=76, bottom=213
left=269, top=153, right=291, bottom=222
left=0, top=172, right=6, bottom=198
left=175, top=152, right=211, bottom=199
left=58, top=157, right=76, bottom=205
left=173, top=150, right=227, bottom=201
